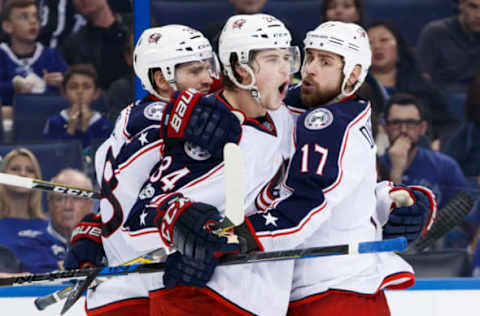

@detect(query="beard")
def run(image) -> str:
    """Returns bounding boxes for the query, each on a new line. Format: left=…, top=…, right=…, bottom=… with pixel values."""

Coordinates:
left=300, top=79, right=342, bottom=108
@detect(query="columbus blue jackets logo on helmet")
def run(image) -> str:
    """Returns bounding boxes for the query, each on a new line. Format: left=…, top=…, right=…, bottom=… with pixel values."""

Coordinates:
left=232, top=19, right=246, bottom=29
left=304, top=108, right=333, bottom=130
left=144, top=102, right=164, bottom=121
left=148, top=33, right=162, bottom=43
left=184, top=142, right=211, bottom=161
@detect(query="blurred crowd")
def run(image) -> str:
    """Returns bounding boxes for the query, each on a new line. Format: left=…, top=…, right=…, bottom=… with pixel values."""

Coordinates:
left=0, top=0, right=479, bottom=277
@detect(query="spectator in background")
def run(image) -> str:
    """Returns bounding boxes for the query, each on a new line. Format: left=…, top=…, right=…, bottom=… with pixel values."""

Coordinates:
left=0, top=148, right=65, bottom=273
left=366, top=21, right=457, bottom=145
left=202, top=0, right=302, bottom=56
left=105, top=28, right=134, bottom=122
left=442, top=73, right=480, bottom=247
left=417, top=0, right=480, bottom=93
left=44, top=64, right=113, bottom=148
left=61, top=0, right=131, bottom=90
left=0, top=0, right=66, bottom=105
left=380, top=93, right=468, bottom=212
left=36, top=0, right=86, bottom=48
left=321, top=0, right=366, bottom=26
left=443, top=72, right=480, bottom=181
left=46, top=168, right=94, bottom=269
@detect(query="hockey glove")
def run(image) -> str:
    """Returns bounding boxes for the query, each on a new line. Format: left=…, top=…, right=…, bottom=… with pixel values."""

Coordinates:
left=383, top=186, right=437, bottom=244
left=64, top=213, right=106, bottom=270
left=161, top=89, right=242, bottom=157
left=156, top=193, right=239, bottom=263
left=163, top=251, right=218, bottom=289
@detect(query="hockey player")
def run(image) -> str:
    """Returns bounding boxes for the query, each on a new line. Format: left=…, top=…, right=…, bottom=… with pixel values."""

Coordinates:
left=146, top=20, right=437, bottom=316
left=64, top=25, right=240, bottom=316
left=125, top=13, right=301, bottom=316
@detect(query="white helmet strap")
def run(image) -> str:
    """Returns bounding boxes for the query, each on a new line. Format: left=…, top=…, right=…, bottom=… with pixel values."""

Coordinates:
left=226, top=63, right=261, bottom=103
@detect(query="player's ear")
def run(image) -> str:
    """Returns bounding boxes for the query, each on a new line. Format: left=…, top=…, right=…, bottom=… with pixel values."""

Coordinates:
left=234, top=63, right=251, bottom=85
left=347, top=65, right=362, bottom=86
left=153, top=70, right=172, bottom=92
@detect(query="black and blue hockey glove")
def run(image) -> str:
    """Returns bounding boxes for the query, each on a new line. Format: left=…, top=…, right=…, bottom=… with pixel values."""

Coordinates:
left=156, top=193, right=239, bottom=263
left=64, top=213, right=106, bottom=270
left=161, top=89, right=242, bottom=157
left=383, top=186, right=437, bottom=244
left=163, top=251, right=218, bottom=289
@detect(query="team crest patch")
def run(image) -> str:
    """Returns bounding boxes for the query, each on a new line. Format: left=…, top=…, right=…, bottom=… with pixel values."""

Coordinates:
left=232, top=19, right=246, bottom=29
left=144, top=102, right=164, bottom=121
left=139, top=183, right=155, bottom=200
left=304, top=108, right=333, bottom=130
left=184, top=142, right=211, bottom=161
left=148, top=33, right=162, bottom=43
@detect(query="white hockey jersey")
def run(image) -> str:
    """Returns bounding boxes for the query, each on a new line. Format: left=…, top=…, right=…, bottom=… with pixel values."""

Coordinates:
left=126, top=91, right=296, bottom=315
left=246, top=94, right=414, bottom=305
left=86, top=95, right=166, bottom=311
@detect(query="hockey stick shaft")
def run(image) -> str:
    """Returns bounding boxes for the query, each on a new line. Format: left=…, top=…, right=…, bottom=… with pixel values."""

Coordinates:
left=3, top=237, right=407, bottom=287
left=34, top=248, right=167, bottom=310
left=0, top=173, right=101, bottom=199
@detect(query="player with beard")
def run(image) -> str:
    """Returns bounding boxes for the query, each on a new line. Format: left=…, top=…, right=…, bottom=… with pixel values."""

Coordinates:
left=127, top=19, right=436, bottom=316
left=278, top=21, right=435, bottom=315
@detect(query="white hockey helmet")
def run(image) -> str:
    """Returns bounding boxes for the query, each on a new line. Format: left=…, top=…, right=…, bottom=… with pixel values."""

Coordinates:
left=303, top=21, right=372, bottom=96
left=133, top=25, right=219, bottom=98
left=219, top=14, right=300, bottom=95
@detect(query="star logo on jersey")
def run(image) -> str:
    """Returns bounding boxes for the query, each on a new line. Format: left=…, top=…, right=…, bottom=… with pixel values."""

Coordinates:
left=138, top=132, right=149, bottom=146
left=263, top=212, right=278, bottom=227
left=139, top=211, right=148, bottom=226
left=144, top=102, right=164, bottom=121
left=232, top=19, right=246, bottom=29
left=304, top=108, right=333, bottom=130
left=184, top=142, right=212, bottom=161
left=148, top=33, right=162, bottom=43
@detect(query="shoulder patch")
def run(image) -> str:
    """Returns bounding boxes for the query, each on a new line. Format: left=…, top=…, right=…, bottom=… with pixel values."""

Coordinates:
left=143, top=102, right=165, bottom=121
left=184, top=142, right=212, bottom=161
left=304, top=107, right=333, bottom=130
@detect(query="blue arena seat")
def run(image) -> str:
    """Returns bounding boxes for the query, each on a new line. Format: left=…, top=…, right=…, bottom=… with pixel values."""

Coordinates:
left=13, top=94, right=69, bottom=143
left=151, top=0, right=455, bottom=45
left=0, top=141, right=83, bottom=182
left=13, top=93, right=107, bottom=143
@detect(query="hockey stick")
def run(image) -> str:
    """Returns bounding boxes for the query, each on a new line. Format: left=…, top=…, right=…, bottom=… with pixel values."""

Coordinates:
left=0, top=173, right=101, bottom=199
left=1, top=237, right=407, bottom=288
left=34, top=248, right=168, bottom=311
left=413, top=191, right=474, bottom=252
left=45, top=143, right=247, bottom=312
left=224, top=143, right=245, bottom=226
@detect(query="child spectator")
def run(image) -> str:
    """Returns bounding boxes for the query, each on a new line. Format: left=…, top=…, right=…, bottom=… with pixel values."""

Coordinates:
left=44, top=64, right=113, bottom=148
left=0, top=0, right=67, bottom=105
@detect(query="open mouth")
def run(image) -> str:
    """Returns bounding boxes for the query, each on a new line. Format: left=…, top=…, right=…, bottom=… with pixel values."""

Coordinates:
left=278, top=81, right=288, bottom=96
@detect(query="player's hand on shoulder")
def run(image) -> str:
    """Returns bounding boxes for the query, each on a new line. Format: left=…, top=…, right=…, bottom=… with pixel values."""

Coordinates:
left=161, top=89, right=242, bottom=156
left=64, top=213, right=106, bottom=270
left=383, top=185, right=437, bottom=244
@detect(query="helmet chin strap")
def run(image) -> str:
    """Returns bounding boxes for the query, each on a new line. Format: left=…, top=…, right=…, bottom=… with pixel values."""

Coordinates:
left=226, top=64, right=262, bottom=104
